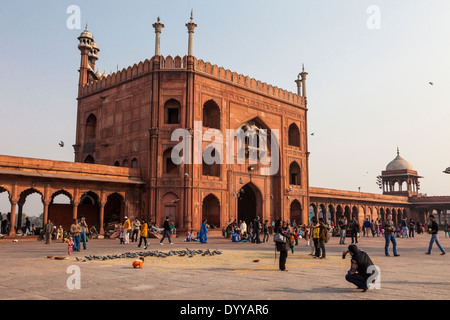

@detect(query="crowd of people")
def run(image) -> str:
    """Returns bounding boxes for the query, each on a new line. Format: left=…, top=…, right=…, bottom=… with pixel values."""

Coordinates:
left=221, top=213, right=446, bottom=282
left=4, top=209, right=448, bottom=293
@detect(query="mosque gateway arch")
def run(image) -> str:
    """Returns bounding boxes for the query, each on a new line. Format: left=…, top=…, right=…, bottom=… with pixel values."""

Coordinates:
left=2, top=19, right=450, bottom=238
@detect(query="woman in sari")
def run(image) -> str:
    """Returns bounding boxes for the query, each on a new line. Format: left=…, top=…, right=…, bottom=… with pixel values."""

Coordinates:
left=199, top=219, right=209, bottom=244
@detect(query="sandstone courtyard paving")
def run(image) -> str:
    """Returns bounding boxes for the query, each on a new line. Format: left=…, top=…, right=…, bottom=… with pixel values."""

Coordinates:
left=0, top=233, right=449, bottom=300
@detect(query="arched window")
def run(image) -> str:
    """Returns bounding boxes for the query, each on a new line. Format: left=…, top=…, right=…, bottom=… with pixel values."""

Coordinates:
left=122, top=159, right=129, bottom=167
left=164, top=99, right=181, bottom=125
left=202, top=146, right=221, bottom=177
left=163, top=148, right=178, bottom=175
left=131, top=158, right=138, bottom=169
left=114, top=161, right=120, bottom=167
left=85, top=114, right=97, bottom=140
left=289, top=161, right=301, bottom=185
left=203, top=100, right=220, bottom=129
left=236, top=118, right=272, bottom=161
left=288, top=123, right=300, bottom=147
left=84, top=155, right=95, bottom=164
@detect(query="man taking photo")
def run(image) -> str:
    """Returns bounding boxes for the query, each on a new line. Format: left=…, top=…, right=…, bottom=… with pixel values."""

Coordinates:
left=343, top=244, right=377, bottom=292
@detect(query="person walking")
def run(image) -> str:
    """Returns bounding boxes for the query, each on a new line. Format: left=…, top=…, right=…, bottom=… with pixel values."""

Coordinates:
left=338, top=216, right=348, bottom=245
left=138, top=219, right=148, bottom=249
left=44, top=219, right=54, bottom=244
left=400, top=217, right=409, bottom=239
left=123, top=217, right=131, bottom=244
left=25, top=217, right=31, bottom=235
left=131, top=217, right=141, bottom=243
left=350, top=216, right=360, bottom=244
left=263, top=220, right=269, bottom=243
left=160, top=216, right=173, bottom=245
left=382, top=214, right=400, bottom=257
left=199, top=219, right=209, bottom=244
left=79, top=216, right=88, bottom=250
left=343, top=244, right=375, bottom=292
left=409, top=219, right=415, bottom=238
left=375, top=218, right=380, bottom=237
left=426, top=215, right=446, bottom=255
left=444, top=220, right=449, bottom=238
left=253, top=216, right=261, bottom=244
left=70, top=219, right=81, bottom=252
left=68, top=237, right=74, bottom=256
left=363, top=218, right=371, bottom=237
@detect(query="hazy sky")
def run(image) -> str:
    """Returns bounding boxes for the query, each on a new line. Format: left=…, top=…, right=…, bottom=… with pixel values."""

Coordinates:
left=1, top=0, right=450, bottom=216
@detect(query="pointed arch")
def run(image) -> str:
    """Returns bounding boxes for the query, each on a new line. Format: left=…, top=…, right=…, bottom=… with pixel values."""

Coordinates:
left=288, top=123, right=300, bottom=147
left=84, top=155, right=95, bottom=164
left=203, top=99, right=221, bottom=130
left=202, top=194, right=221, bottom=228
left=163, top=147, right=178, bottom=175
left=202, top=146, right=221, bottom=177
left=290, top=199, right=302, bottom=224
left=85, top=113, right=97, bottom=140
left=289, top=161, right=301, bottom=186
left=164, top=99, right=181, bottom=125
left=237, top=182, right=263, bottom=224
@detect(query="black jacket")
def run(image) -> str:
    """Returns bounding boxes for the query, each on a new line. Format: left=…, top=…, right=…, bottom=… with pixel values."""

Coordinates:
left=353, top=250, right=375, bottom=280
left=163, top=220, right=171, bottom=231
left=274, top=226, right=291, bottom=252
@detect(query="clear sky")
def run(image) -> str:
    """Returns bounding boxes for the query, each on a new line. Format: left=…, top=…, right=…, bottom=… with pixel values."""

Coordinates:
left=1, top=0, right=450, bottom=216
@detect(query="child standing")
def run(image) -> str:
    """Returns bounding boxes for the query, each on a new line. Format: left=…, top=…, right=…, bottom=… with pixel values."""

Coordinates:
left=68, top=237, right=74, bottom=256
left=304, top=228, right=310, bottom=246
left=119, top=227, right=125, bottom=244
left=290, top=233, right=295, bottom=254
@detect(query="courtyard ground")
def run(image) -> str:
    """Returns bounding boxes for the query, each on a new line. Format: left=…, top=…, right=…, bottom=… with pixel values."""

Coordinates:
left=0, top=232, right=449, bottom=300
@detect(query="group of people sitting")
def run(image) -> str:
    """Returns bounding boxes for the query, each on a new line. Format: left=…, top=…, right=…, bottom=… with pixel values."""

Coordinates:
left=223, top=218, right=312, bottom=244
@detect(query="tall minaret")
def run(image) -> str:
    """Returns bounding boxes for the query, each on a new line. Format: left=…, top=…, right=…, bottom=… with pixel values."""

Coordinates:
left=295, top=73, right=302, bottom=96
left=300, top=64, right=308, bottom=99
left=77, top=24, right=94, bottom=89
left=152, top=17, right=164, bottom=56
left=89, top=37, right=100, bottom=72
left=186, top=10, right=197, bottom=56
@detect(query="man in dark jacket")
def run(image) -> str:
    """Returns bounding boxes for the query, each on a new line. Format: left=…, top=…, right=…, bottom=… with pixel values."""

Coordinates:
left=160, top=216, right=173, bottom=245
left=253, top=216, right=261, bottom=244
left=343, top=245, right=376, bottom=292
left=350, top=216, right=359, bottom=244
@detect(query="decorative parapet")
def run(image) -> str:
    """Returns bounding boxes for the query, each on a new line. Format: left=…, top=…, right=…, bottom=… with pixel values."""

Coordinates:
left=80, top=55, right=304, bottom=106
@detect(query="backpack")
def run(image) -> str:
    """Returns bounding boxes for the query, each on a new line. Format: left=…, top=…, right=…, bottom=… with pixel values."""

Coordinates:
left=324, top=227, right=330, bottom=244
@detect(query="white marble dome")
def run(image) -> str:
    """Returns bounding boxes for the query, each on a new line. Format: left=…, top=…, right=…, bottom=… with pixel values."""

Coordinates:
left=386, top=150, right=414, bottom=171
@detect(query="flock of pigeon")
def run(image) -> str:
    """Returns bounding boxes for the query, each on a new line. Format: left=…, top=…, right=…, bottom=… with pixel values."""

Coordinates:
left=75, top=248, right=223, bottom=262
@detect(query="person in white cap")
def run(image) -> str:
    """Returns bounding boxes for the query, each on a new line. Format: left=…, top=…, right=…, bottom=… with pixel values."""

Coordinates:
left=123, top=217, right=131, bottom=244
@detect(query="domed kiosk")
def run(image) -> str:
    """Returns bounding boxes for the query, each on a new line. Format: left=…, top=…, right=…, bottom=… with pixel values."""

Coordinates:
left=380, top=148, right=422, bottom=196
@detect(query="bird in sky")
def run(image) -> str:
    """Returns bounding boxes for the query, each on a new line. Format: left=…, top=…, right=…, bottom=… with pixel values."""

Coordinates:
left=429, top=82, right=434, bottom=86
left=59, top=141, right=65, bottom=147
left=311, top=133, right=315, bottom=136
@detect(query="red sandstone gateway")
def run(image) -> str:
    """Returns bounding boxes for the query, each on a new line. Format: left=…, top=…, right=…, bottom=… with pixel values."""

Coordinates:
left=73, top=16, right=309, bottom=233
left=0, top=16, right=446, bottom=238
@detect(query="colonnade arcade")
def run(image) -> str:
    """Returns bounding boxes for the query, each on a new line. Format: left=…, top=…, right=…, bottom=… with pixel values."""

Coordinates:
left=0, top=183, right=132, bottom=236
left=308, top=201, right=409, bottom=226
left=0, top=156, right=144, bottom=237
